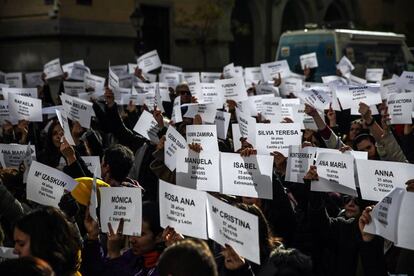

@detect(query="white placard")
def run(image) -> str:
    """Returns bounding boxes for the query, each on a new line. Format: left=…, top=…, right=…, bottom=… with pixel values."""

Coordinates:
left=297, top=88, right=331, bottom=110
left=159, top=180, right=207, bottom=239
left=202, top=83, right=223, bottom=108
left=25, top=72, right=43, bottom=88
left=5, top=72, right=23, bottom=88
left=159, top=73, right=180, bottom=89
left=27, top=161, right=78, bottom=207
left=55, top=109, right=75, bottom=146
left=100, top=187, right=142, bottom=236
left=244, top=67, right=262, bottom=86
left=262, top=96, right=281, bottom=119
left=157, top=82, right=170, bottom=102
left=201, top=72, right=221, bottom=83
left=387, top=93, right=413, bottom=124
left=89, top=168, right=99, bottom=222
left=349, top=74, right=367, bottom=85
left=0, top=247, right=18, bottom=259
left=235, top=108, right=256, bottom=146
left=84, top=73, right=105, bottom=91
left=232, top=124, right=242, bottom=152
left=260, top=60, right=290, bottom=81
left=336, top=56, right=354, bottom=78
left=2, top=87, right=38, bottom=101
left=285, top=146, right=317, bottom=184
left=164, top=126, right=188, bottom=171
left=223, top=63, right=236, bottom=79
left=108, top=67, right=119, bottom=90
left=398, top=71, right=414, bottom=92
left=63, top=81, right=85, bottom=96
left=0, top=144, right=36, bottom=168
left=356, top=159, right=414, bottom=202
left=181, top=72, right=200, bottom=84
left=183, top=103, right=217, bottom=123
left=380, top=77, right=400, bottom=100
left=206, top=194, right=260, bottom=264
left=255, top=83, right=279, bottom=96
left=62, top=60, right=84, bottom=75
left=8, top=93, right=42, bottom=122
left=365, top=68, right=384, bottom=82
left=133, top=110, right=160, bottom=144
left=220, top=152, right=273, bottom=199
left=176, top=149, right=220, bottom=192
left=336, top=84, right=382, bottom=110
left=43, top=58, right=63, bottom=79
left=215, top=110, right=231, bottom=140
left=300, top=52, right=318, bottom=69
left=110, top=65, right=128, bottom=77
left=66, top=63, right=90, bottom=81
left=186, top=125, right=219, bottom=152
left=255, top=123, right=302, bottom=156
left=313, top=152, right=357, bottom=196
left=171, top=96, right=182, bottom=124
left=80, top=156, right=101, bottom=177
left=0, top=100, right=10, bottom=124
left=137, top=50, right=162, bottom=73
left=61, top=93, right=93, bottom=128
left=215, top=77, right=248, bottom=102
left=161, top=64, right=182, bottom=74
left=279, top=78, right=302, bottom=97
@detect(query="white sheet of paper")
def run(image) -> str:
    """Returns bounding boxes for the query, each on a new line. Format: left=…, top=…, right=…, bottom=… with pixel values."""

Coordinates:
left=62, top=60, right=84, bottom=74
left=55, top=109, right=76, bottom=146
left=186, top=124, right=219, bottom=152
left=220, top=152, right=273, bottom=199
left=279, top=78, right=302, bottom=97
left=0, top=144, right=36, bottom=168
left=0, top=100, right=10, bottom=124
left=89, top=167, right=99, bottom=222
left=380, top=77, right=400, bottom=100
left=100, top=187, right=142, bottom=236
left=44, top=58, right=63, bottom=79
left=181, top=72, right=201, bottom=83
left=137, top=50, right=162, bottom=73
left=159, top=180, right=208, bottom=239
left=206, top=194, right=260, bottom=264
left=255, top=123, right=302, bottom=156
left=133, top=110, right=160, bottom=144
left=26, top=161, right=78, bottom=207
left=285, top=146, right=317, bottom=184
left=183, top=103, right=217, bottom=123
left=336, top=84, right=382, bottom=110
left=5, top=72, right=23, bottom=88
left=297, top=88, right=331, bottom=110
left=232, top=124, right=242, bottom=152
left=223, top=63, right=236, bottom=79
left=244, top=67, right=262, bottom=86
left=356, top=159, right=414, bottom=201
left=61, top=93, right=93, bottom=128
left=387, top=93, right=413, bottom=124
left=159, top=73, right=180, bottom=89
left=164, top=126, right=188, bottom=171
left=8, top=93, right=42, bottom=122
left=81, top=156, right=101, bottom=177
left=260, top=60, right=290, bottom=81
left=0, top=246, right=18, bottom=259
left=215, top=77, right=248, bottom=102
left=349, top=74, right=367, bottom=85
left=2, top=87, right=38, bottom=101
left=395, top=190, right=414, bottom=250
left=300, top=52, right=318, bottom=69
left=398, top=71, right=414, bottom=92
left=201, top=72, right=221, bottom=83
left=161, top=64, right=182, bottom=74
left=202, top=83, right=223, bottom=108
left=25, top=72, right=43, bottom=88
left=108, top=67, right=120, bottom=90
left=63, top=81, right=85, bottom=96
left=109, top=65, right=128, bottom=77
left=255, top=83, right=279, bottom=96
left=215, top=110, right=231, bottom=140
left=336, top=56, right=354, bottom=79
left=176, top=148, right=220, bottom=192
left=313, top=152, right=357, bottom=195
left=365, top=68, right=384, bottom=82
left=171, top=96, right=182, bottom=124
left=235, top=108, right=256, bottom=146
left=84, top=73, right=105, bottom=91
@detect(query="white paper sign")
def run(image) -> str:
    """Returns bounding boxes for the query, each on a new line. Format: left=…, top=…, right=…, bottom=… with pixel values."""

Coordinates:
left=260, top=60, right=290, bottom=81
left=206, top=194, right=260, bottom=264
left=0, top=100, right=10, bottom=124
left=336, top=56, right=354, bottom=78
left=5, top=72, right=23, bottom=88
left=336, top=84, right=382, bottom=110
left=84, top=73, right=105, bottom=91
left=161, top=64, right=182, bottom=74
left=0, top=247, right=18, bottom=259
left=220, top=152, right=273, bottom=199
left=164, top=126, right=188, bottom=171
left=215, top=111, right=231, bottom=140
left=176, top=149, right=220, bottom=192
left=44, top=58, right=63, bottom=79
left=63, top=81, right=85, bottom=96
left=365, top=68, right=384, bottom=82
left=279, top=78, right=302, bottom=97
left=27, top=161, right=78, bottom=207
left=181, top=72, right=200, bottom=84
left=313, top=152, right=357, bottom=196
left=244, top=67, right=262, bottom=86
left=255, top=123, right=302, bottom=156
left=8, top=93, right=42, bottom=122
left=0, top=144, right=36, bottom=168
left=81, top=156, right=101, bottom=177
left=387, top=93, right=413, bottom=124
left=285, top=146, right=317, bottom=184
left=100, top=187, right=142, bottom=236
left=202, top=83, right=223, bottom=108
left=183, top=103, right=217, bottom=123
left=55, top=109, right=76, bottom=146
left=235, top=108, right=256, bottom=146
left=380, top=77, right=400, bottom=100
left=215, top=77, right=248, bottom=102
left=137, top=50, right=162, bottom=73
left=186, top=125, right=219, bottom=152
left=133, top=110, right=160, bottom=144
left=356, top=159, right=414, bottom=201
left=298, top=88, right=331, bottom=110
left=398, top=71, right=414, bottom=92
left=159, top=73, right=180, bottom=89
left=201, top=72, right=221, bottom=83
left=25, top=72, right=43, bottom=88
left=300, top=52, right=318, bottom=69
left=159, top=180, right=207, bottom=239
left=61, top=93, right=93, bottom=128
left=2, top=87, right=38, bottom=101
left=232, top=124, right=242, bottom=152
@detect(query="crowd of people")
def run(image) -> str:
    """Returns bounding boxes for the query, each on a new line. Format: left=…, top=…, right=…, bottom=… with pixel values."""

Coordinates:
left=0, top=50, right=413, bottom=276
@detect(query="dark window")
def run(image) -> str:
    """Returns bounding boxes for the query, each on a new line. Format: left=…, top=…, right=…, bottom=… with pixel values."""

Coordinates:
left=77, top=0, right=92, bottom=5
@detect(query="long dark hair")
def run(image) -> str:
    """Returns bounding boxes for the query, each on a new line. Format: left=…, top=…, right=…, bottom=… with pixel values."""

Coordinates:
left=14, top=206, right=81, bottom=276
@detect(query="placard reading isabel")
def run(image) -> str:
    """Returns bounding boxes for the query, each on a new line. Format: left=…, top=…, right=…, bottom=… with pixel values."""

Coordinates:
left=159, top=180, right=207, bottom=239
left=176, top=149, right=220, bottom=192
left=61, top=94, right=93, bottom=128
left=8, top=93, right=42, bottom=122
left=100, top=187, right=142, bottom=236
left=0, top=144, right=36, bottom=168
left=255, top=123, right=302, bottom=156
left=215, top=77, right=248, bottom=102
left=27, top=161, right=78, bottom=208
left=356, top=159, right=414, bottom=202
left=206, top=194, right=260, bottom=264
left=186, top=125, right=219, bottom=152
left=220, top=152, right=273, bottom=199
left=313, top=152, right=357, bottom=196
left=133, top=110, right=160, bottom=144
left=285, top=146, right=317, bottom=184
left=137, top=50, right=162, bottom=73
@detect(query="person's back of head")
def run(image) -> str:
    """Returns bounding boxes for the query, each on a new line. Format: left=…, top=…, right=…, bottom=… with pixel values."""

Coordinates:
left=157, top=239, right=218, bottom=276
left=0, top=256, right=54, bottom=276
left=102, top=144, right=134, bottom=182
left=259, top=248, right=312, bottom=276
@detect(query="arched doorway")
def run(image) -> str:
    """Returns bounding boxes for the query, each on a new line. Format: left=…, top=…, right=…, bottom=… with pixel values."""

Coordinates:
left=281, top=0, right=306, bottom=33
left=324, top=1, right=350, bottom=28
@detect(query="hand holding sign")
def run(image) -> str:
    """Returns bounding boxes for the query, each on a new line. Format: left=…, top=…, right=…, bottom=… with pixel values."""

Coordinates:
left=358, top=206, right=375, bottom=242
left=222, top=244, right=246, bottom=271
left=162, top=226, right=184, bottom=247
left=107, top=218, right=126, bottom=259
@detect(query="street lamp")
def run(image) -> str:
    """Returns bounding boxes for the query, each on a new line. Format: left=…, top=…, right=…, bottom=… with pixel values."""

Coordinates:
left=130, top=4, right=145, bottom=56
